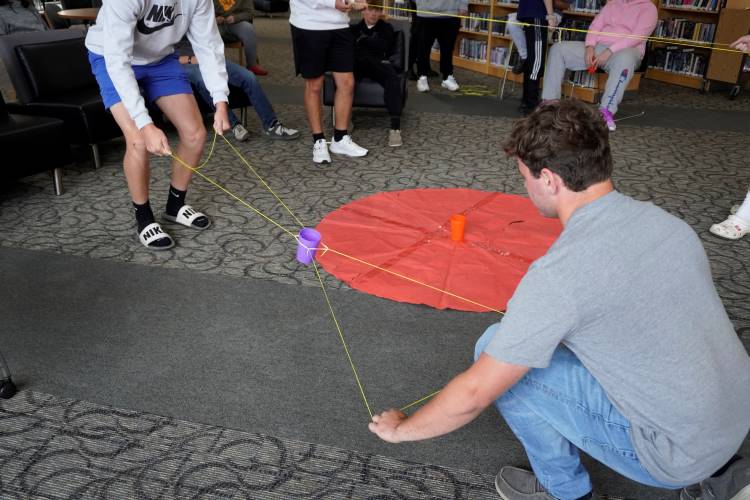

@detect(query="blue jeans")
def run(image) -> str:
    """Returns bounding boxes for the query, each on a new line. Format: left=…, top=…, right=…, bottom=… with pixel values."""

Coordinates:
left=474, top=326, right=679, bottom=499
left=183, top=61, right=277, bottom=129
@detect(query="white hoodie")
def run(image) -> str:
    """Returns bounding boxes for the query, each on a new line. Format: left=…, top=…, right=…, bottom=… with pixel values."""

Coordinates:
left=86, top=0, right=228, bottom=129
left=289, top=0, right=349, bottom=31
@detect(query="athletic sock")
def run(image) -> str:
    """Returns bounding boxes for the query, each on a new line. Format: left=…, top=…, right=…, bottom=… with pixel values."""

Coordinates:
left=333, top=128, right=347, bottom=142
left=736, top=191, right=750, bottom=221
left=313, top=132, right=325, bottom=144
left=712, top=455, right=742, bottom=477
left=165, top=185, right=186, bottom=216
left=133, top=200, right=155, bottom=233
left=166, top=185, right=209, bottom=229
left=390, top=116, right=401, bottom=130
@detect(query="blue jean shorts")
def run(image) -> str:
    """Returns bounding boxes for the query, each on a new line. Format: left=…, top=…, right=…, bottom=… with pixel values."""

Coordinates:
left=88, top=51, right=192, bottom=109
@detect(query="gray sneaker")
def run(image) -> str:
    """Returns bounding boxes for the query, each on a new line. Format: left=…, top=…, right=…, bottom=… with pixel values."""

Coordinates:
left=495, top=467, right=598, bottom=500
left=232, top=124, right=249, bottom=142
left=679, top=458, right=750, bottom=500
left=388, top=129, right=402, bottom=147
left=264, top=122, right=299, bottom=140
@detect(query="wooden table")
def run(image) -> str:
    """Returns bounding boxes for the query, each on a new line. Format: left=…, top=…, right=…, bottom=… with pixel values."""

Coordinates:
left=57, top=7, right=99, bottom=22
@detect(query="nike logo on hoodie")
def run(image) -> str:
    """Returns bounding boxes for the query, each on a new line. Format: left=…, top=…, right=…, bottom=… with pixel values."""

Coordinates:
left=136, top=3, right=183, bottom=35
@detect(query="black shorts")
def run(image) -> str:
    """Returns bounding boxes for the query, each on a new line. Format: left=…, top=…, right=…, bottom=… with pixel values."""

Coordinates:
left=290, top=25, right=354, bottom=79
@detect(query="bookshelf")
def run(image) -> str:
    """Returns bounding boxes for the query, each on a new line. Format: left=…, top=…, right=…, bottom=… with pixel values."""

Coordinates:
left=645, top=0, right=721, bottom=89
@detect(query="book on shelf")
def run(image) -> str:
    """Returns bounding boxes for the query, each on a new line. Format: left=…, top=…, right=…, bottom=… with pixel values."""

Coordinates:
left=461, top=12, right=490, bottom=33
left=654, top=18, right=716, bottom=42
left=459, top=38, right=488, bottom=62
left=649, top=45, right=708, bottom=76
left=567, top=0, right=602, bottom=13
left=490, top=46, right=511, bottom=66
left=567, top=69, right=598, bottom=88
left=661, top=0, right=719, bottom=12
left=385, top=0, right=410, bottom=19
left=491, top=15, right=509, bottom=36
left=559, top=19, right=591, bottom=42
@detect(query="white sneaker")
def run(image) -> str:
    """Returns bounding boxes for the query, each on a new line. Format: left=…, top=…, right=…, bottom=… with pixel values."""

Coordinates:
left=312, top=139, right=331, bottom=164
left=329, top=135, right=368, bottom=157
left=417, top=76, right=430, bottom=92
left=441, top=75, right=459, bottom=91
left=232, top=124, right=250, bottom=142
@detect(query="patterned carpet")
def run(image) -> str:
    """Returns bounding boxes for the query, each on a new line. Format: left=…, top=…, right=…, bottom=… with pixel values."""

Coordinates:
left=0, top=391, right=500, bottom=499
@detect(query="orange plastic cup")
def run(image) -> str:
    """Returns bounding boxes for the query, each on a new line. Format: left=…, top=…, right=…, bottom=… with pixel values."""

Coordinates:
left=450, top=214, right=466, bottom=242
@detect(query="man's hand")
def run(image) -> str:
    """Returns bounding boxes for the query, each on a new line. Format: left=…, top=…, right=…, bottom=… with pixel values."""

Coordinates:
left=546, top=13, right=558, bottom=29
left=369, top=409, right=407, bottom=443
left=216, top=15, right=225, bottom=24
left=335, top=0, right=352, bottom=12
left=585, top=46, right=595, bottom=67
left=213, top=102, right=231, bottom=135
left=594, top=48, right=612, bottom=67
left=226, top=15, right=235, bottom=23
left=731, top=34, right=750, bottom=53
left=141, top=124, right=171, bottom=156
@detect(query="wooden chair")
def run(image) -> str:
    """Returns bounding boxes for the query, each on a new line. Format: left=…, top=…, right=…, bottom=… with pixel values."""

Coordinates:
left=225, top=41, right=245, bottom=68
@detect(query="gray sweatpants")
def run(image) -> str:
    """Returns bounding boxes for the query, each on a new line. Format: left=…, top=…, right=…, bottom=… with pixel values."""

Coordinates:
left=541, top=42, right=641, bottom=115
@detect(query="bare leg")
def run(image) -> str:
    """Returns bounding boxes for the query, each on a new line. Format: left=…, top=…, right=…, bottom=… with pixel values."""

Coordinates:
left=109, top=103, right=150, bottom=204
left=304, top=76, right=324, bottom=134
left=154, top=93, right=206, bottom=190
left=332, top=71, right=354, bottom=132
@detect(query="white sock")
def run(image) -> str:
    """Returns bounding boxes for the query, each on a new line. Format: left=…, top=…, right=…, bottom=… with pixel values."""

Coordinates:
left=736, top=191, right=750, bottom=221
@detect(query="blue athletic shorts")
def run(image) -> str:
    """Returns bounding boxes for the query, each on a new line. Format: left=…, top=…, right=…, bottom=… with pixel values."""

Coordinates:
left=88, top=51, right=192, bottom=110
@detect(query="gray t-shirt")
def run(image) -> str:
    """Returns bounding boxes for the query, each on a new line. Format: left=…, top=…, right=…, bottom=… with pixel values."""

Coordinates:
left=484, top=191, right=750, bottom=485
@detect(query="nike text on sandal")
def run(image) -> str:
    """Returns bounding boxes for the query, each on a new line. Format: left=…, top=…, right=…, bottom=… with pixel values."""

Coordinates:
left=138, top=222, right=174, bottom=251
left=163, top=205, right=211, bottom=230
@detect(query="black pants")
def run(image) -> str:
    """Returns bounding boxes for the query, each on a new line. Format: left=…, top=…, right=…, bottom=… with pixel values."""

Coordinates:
left=408, top=0, right=420, bottom=71
left=417, top=16, right=460, bottom=80
left=519, top=17, right=548, bottom=110
left=354, top=57, right=403, bottom=118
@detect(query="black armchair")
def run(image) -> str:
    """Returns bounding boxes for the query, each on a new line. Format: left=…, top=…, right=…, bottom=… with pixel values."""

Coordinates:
left=0, top=30, right=121, bottom=169
left=253, top=0, right=289, bottom=16
left=323, top=29, right=408, bottom=123
left=0, top=91, right=73, bottom=195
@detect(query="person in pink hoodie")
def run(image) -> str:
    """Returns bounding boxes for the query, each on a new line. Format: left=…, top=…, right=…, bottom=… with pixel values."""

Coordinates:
left=541, top=0, right=657, bottom=131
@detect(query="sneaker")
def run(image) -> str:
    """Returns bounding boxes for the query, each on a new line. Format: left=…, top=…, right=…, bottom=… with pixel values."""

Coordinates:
left=248, top=64, right=268, bottom=76
left=388, top=129, right=402, bottom=147
left=264, top=122, right=300, bottom=140
left=495, top=466, right=598, bottom=500
left=232, top=124, right=250, bottom=142
left=679, top=458, right=750, bottom=500
left=512, top=57, right=527, bottom=75
left=441, top=75, right=459, bottom=91
left=417, top=76, right=430, bottom=92
left=312, top=139, right=331, bottom=164
left=329, top=135, right=368, bottom=157
left=599, top=107, right=616, bottom=131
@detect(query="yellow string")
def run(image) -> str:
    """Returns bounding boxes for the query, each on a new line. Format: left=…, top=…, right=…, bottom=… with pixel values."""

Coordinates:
left=400, top=389, right=441, bottom=411
left=191, top=130, right=218, bottom=172
left=169, top=150, right=299, bottom=240
left=219, top=134, right=306, bottom=229
left=324, top=246, right=506, bottom=314
left=374, top=3, right=745, bottom=54
left=312, top=260, right=374, bottom=419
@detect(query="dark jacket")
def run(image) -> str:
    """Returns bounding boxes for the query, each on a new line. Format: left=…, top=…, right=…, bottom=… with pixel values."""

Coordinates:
left=350, top=19, right=401, bottom=71
left=213, top=0, right=253, bottom=23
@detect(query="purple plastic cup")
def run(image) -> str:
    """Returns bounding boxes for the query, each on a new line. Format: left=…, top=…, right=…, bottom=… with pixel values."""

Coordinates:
left=296, top=228, right=322, bottom=265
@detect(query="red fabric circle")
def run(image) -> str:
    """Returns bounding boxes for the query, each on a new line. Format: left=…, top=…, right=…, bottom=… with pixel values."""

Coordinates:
left=316, top=188, right=562, bottom=313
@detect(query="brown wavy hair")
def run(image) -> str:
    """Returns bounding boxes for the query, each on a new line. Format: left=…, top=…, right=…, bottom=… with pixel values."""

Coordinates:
left=503, top=100, right=613, bottom=192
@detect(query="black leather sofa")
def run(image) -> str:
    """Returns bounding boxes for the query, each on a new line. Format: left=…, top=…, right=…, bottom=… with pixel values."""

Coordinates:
left=0, top=91, right=72, bottom=195
left=323, top=29, right=408, bottom=123
left=0, top=30, right=122, bottom=169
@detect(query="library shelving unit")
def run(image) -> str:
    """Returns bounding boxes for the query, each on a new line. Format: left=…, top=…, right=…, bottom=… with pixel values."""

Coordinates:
left=646, top=0, right=722, bottom=89
left=704, top=0, right=750, bottom=96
